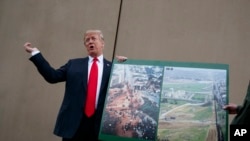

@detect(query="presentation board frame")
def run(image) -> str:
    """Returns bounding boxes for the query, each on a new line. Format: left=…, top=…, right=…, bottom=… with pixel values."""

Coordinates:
left=99, top=59, right=229, bottom=141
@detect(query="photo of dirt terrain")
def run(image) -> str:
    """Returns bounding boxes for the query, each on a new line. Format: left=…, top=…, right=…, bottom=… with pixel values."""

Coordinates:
left=100, top=64, right=163, bottom=140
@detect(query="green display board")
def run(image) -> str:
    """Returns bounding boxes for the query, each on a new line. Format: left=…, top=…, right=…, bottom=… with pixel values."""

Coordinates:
left=99, top=59, right=229, bottom=141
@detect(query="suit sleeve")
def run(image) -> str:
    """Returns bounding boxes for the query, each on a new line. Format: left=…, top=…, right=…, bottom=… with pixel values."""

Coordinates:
left=236, top=105, right=242, bottom=113
left=29, top=53, right=67, bottom=83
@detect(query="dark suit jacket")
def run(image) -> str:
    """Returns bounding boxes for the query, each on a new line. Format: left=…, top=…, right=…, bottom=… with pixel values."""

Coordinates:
left=231, top=80, right=250, bottom=125
left=30, top=53, right=112, bottom=138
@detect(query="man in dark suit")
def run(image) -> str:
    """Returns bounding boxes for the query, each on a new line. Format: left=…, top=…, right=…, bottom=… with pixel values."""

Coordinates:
left=223, top=80, right=250, bottom=125
left=24, top=30, right=127, bottom=141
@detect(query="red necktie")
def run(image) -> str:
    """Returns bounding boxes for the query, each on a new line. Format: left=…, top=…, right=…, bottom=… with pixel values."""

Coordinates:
left=85, top=57, right=98, bottom=117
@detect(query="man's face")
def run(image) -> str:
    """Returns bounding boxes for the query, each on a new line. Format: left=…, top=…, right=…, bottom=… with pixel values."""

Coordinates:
left=84, top=32, right=104, bottom=57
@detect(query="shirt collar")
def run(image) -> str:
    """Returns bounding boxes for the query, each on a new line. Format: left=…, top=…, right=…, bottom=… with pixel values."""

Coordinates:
left=88, top=55, right=103, bottom=63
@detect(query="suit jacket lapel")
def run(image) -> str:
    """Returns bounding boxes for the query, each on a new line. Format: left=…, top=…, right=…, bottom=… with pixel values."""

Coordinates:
left=100, top=59, right=111, bottom=92
left=98, top=59, right=112, bottom=106
left=81, top=57, right=89, bottom=95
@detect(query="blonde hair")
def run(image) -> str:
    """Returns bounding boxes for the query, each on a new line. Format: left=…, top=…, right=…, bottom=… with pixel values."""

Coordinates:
left=84, top=30, right=104, bottom=43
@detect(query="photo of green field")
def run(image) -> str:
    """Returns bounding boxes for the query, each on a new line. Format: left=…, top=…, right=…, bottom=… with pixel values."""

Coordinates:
left=158, top=67, right=227, bottom=141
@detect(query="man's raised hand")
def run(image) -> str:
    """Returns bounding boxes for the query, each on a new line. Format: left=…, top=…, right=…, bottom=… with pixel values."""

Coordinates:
left=24, top=42, right=38, bottom=53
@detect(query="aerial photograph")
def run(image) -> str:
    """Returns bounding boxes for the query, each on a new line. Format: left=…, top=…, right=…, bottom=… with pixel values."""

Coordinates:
left=100, top=64, right=163, bottom=140
left=100, top=63, right=228, bottom=141
left=158, top=67, right=228, bottom=141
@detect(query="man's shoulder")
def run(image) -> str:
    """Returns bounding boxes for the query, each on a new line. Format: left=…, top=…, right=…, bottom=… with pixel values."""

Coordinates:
left=103, top=58, right=112, bottom=63
left=69, top=57, right=88, bottom=62
left=66, top=57, right=88, bottom=66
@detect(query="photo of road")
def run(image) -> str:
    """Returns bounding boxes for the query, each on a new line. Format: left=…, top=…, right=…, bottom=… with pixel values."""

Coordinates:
left=158, top=67, right=227, bottom=141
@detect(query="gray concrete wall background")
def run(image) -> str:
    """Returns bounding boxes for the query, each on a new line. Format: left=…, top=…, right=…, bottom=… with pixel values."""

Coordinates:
left=0, top=0, right=120, bottom=141
left=116, top=0, right=250, bottom=122
left=0, top=0, right=250, bottom=141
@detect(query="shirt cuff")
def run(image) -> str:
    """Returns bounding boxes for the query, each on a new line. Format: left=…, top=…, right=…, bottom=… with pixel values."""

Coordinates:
left=31, top=50, right=40, bottom=56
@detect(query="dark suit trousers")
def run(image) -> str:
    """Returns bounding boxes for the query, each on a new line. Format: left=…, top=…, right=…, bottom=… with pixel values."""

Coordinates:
left=62, top=114, right=99, bottom=141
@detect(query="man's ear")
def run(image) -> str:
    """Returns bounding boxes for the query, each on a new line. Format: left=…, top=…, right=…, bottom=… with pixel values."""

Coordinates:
left=102, top=42, right=105, bottom=48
